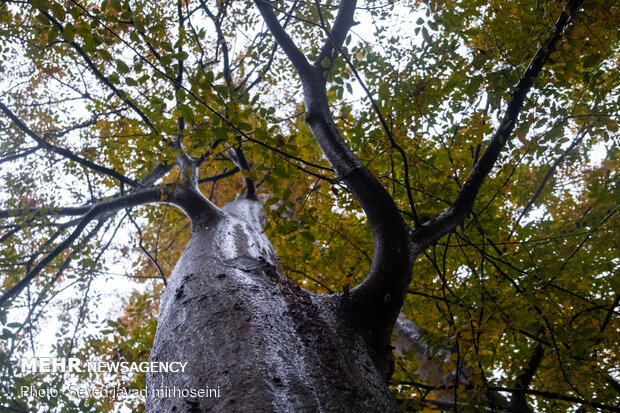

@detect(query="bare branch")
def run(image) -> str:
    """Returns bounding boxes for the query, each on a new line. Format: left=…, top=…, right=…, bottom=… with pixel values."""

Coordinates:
left=41, top=9, right=159, bottom=133
left=394, top=313, right=471, bottom=404
left=65, top=216, right=126, bottom=360
left=0, top=101, right=141, bottom=188
left=0, top=187, right=166, bottom=307
left=242, top=1, right=300, bottom=94
left=254, top=0, right=313, bottom=79
left=398, top=381, right=620, bottom=412
left=508, top=341, right=545, bottom=412
left=200, top=0, right=232, bottom=86
left=0, top=146, right=38, bottom=165
left=126, top=210, right=167, bottom=286
left=282, top=265, right=334, bottom=293
left=412, top=0, right=585, bottom=247
left=243, top=133, right=334, bottom=172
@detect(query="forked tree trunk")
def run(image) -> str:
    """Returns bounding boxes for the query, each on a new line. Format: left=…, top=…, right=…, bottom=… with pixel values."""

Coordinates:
left=145, top=0, right=583, bottom=409
left=147, top=198, right=398, bottom=412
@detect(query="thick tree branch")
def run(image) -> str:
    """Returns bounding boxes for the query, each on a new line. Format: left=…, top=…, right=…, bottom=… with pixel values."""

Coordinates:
left=254, top=0, right=313, bottom=79
left=227, top=141, right=257, bottom=200
left=320, top=24, right=420, bottom=222
left=0, top=182, right=221, bottom=307
left=312, top=0, right=357, bottom=69
left=0, top=161, right=175, bottom=220
left=256, top=0, right=411, bottom=335
left=0, top=102, right=140, bottom=188
left=0, top=187, right=166, bottom=307
left=140, top=161, right=176, bottom=186
left=169, top=182, right=223, bottom=225
left=508, top=342, right=545, bottom=412
left=0, top=205, right=90, bottom=220
left=411, top=0, right=584, bottom=247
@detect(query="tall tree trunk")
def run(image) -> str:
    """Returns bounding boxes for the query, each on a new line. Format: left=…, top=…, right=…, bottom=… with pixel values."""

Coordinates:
left=147, top=198, right=398, bottom=412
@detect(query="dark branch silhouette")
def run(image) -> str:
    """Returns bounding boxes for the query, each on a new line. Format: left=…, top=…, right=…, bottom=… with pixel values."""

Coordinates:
left=0, top=102, right=140, bottom=188
left=412, top=0, right=585, bottom=247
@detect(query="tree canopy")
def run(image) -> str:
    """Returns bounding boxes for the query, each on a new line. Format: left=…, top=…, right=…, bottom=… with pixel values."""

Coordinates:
left=0, top=0, right=619, bottom=411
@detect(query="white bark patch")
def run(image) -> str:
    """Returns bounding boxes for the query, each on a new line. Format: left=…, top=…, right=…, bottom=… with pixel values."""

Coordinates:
left=222, top=198, right=266, bottom=232
left=210, top=217, right=276, bottom=265
left=208, top=198, right=277, bottom=266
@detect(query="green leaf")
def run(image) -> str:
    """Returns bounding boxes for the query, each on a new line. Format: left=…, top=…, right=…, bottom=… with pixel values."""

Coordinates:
left=300, top=231, right=315, bottom=242
left=272, top=165, right=288, bottom=178
left=110, top=0, right=122, bottom=11
left=98, top=48, right=113, bottom=61
left=134, top=17, right=145, bottom=32
left=175, top=51, right=189, bottom=61
left=422, top=27, right=431, bottom=45
left=62, top=23, right=75, bottom=42
left=116, top=59, right=130, bottom=74
left=238, top=122, right=252, bottom=132
left=545, top=126, right=564, bottom=141
left=213, top=127, right=228, bottom=140
left=35, top=13, right=50, bottom=25
left=108, top=73, right=120, bottom=84
left=1, top=328, right=14, bottom=339
left=582, top=53, right=601, bottom=68
left=82, top=35, right=98, bottom=52
left=50, top=3, right=66, bottom=21
left=178, top=104, right=196, bottom=124
left=160, top=54, right=173, bottom=67
left=68, top=6, right=79, bottom=19
left=31, top=0, right=49, bottom=11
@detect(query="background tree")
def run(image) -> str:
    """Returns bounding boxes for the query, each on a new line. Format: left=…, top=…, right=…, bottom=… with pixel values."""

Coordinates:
left=0, top=0, right=618, bottom=411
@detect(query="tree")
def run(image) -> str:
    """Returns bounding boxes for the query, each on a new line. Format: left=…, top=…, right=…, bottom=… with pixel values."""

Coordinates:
left=0, top=0, right=618, bottom=411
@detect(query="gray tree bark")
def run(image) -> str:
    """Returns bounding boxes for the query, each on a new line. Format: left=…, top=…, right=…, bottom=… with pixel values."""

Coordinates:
left=147, top=197, right=398, bottom=412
